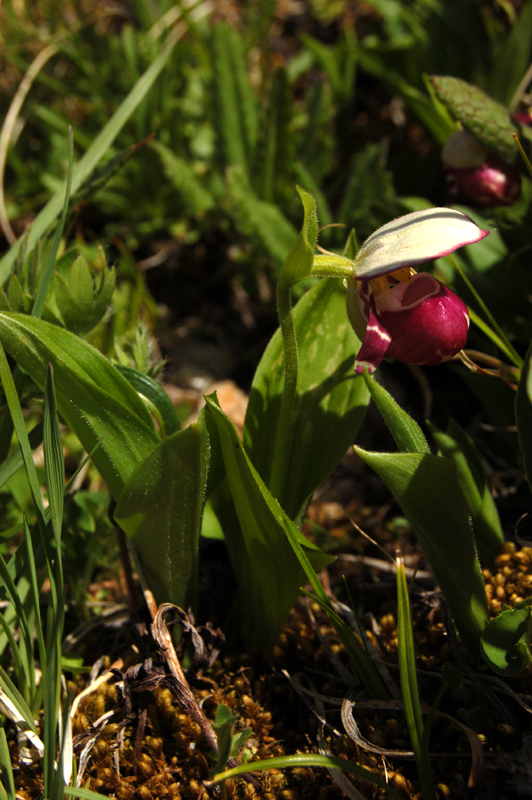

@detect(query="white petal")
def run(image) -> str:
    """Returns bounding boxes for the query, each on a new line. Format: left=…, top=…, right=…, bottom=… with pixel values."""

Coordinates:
left=353, top=207, right=490, bottom=280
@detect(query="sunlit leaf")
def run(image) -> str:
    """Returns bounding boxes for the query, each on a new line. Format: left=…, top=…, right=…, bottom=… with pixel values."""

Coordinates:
left=0, top=313, right=159, bottom=498
left=354, top=448, right=489, bottom=655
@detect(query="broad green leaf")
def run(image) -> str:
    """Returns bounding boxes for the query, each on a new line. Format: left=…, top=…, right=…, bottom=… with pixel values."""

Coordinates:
left=0, top=31, right=179, bottom=281
left=363, top=372, right=430, bottom=454
left=114, top=412, right=209, bottom=611
left=516, top=339, right=532, bottom=490
left=205, top=394, right=332, bottom=651
left=0, top=313, right=159, bottom=498
left=244, top=278, right=369, bottom=520
left=428, top=418, right=504, bottom=566
left=480, top=606, right=532, bottom=677
left=354, top=448, right=489, bottom=655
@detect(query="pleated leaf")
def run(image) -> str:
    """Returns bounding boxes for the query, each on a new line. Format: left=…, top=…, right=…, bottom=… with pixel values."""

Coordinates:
left=354, top=448, right=489, bottom=655
left=244, top=277, right=369, bottom=520
left=205, top=394, right=332, bottom=651
left=0, top=313, right=159, bottom=498
left=428, top=418, right=504, bottom=567
left=114, top=412, right=209, bottom=610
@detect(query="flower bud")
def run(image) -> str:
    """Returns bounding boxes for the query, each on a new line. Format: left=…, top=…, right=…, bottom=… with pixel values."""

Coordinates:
left=442, top=130, right=521, bottom=207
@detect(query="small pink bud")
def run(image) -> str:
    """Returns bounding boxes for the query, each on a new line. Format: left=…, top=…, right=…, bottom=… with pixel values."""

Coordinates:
left=350, top=273, right=469, bottom=374
left=445, top=156, right=521, bottom=207
left=513, top=108, right=532, bottom=126
left=442, top=130, right=521, bottom=207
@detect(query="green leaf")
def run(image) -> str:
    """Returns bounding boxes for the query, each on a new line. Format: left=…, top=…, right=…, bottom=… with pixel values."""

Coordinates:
left=480, top=606, right=532, bottom=677
left=0, top=31, right=180, bottom=281
left=363, top=372, right=430, bottom=454
left=43, top=365, right=64, bottom=546
left=0, top=313, right=159, bottom=498
left=256, top=68, right=293, bottom=204
left=151, top=141, right=215, bottom=215
left=245, top=277, right=369, bottom=520
left=223, top=165, right=297, bottom=263
left=53, top=256, right=116, bottom=334
left=428, top=418, right=504, bottom=566
left=210, top=753, right=404, bottom=799
left=205, top=394, right=332, bottom=651
left=516, top=339, right=532, bottom=491
left=114, top=411, right=209, bottom=611
left=488, top=1, right=532, bottom=105
left=114, top=364, right=181, bottom=437
left=396, top=558, right=436, bottom=800
left=354, top=448, right=489, bottom=655
left=211, top=22, right=258, bottom=174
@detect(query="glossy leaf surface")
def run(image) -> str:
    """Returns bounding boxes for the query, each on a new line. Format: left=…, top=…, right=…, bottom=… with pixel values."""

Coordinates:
left=354, top=448, right=489, bottom=654
left=0, top=313, right=159, bottom=498
left=244, top=278, right=369, bottom=519
left=428, top=418, right=504, bottom=566
left=206, top=394, right=332, bottom=650
left=114, top=414, right=209, bottom=610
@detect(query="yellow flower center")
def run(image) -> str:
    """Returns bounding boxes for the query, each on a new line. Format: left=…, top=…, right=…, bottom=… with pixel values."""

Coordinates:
left=369, top=267, right=414, bottom=297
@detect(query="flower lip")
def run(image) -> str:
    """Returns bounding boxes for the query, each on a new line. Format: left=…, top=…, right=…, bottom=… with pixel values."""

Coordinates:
left=352, top=207, right=490, bottom=282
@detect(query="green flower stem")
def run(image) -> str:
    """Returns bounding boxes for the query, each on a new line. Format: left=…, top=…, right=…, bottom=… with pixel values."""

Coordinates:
left=269, top=277, right=298, bottom=505
left=310, top=252, right=354, bottom=278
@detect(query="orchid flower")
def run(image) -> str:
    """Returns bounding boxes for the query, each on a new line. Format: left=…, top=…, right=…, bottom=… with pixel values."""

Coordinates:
left=345, top=208, right=490, bottom=374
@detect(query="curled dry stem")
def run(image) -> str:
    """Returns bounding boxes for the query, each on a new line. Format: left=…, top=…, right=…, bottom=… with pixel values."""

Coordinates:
left=457, top=349, right=520, bottom=390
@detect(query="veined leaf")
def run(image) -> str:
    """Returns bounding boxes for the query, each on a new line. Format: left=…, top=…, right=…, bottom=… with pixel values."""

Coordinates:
left=205, top=394, right=332, bottom=651
left=115, top=412, right=209, bottom=610
left=428, top=418, right=504, bottom=566
left=245, top=277, right=369, bottom=520
left=0, top=313, right=159, bottom=498
left=355, top=448, right=489, bottom=655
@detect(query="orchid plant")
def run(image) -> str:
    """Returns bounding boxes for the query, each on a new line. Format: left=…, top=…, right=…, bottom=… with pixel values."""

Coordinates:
left=0, top=182, right=529, bottom=679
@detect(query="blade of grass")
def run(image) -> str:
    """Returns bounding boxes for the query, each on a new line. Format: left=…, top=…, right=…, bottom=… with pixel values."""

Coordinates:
left=0, top=664, right=39, bottom=739
left=0, top=23, right=185, bottom=281
left=396, top=556, right=436, bottom=800
left=43, top=364, right=66, bottom=795
left=468, top=308, right=521, bottom=367
left=209, top=753, right=404, bottom=799
left=454, top=259, right=522, bottom=369
left=31, top=130, right=73, bottom=319
left=0, top=728, right=15, bottom=800
left=0, top=557, right=36, bottom=700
